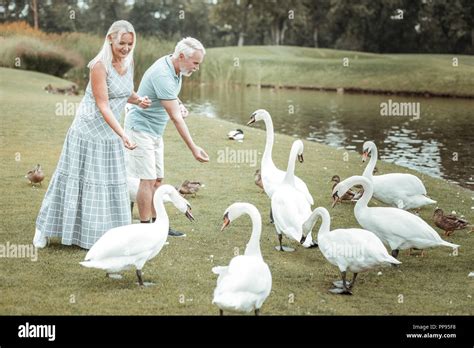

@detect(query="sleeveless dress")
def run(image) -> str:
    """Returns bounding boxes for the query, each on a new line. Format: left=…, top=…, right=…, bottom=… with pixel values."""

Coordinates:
left=36, top=61, right=133, bottom=249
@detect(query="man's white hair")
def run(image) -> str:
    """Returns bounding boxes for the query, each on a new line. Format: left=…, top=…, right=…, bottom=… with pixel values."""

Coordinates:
left=172, top=37, right=206, bottom=59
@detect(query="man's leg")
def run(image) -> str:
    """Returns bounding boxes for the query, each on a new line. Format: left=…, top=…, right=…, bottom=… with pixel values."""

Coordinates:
left=136, top=179, right=156, bottom=222
left=151, top=178, right=163, bottom=220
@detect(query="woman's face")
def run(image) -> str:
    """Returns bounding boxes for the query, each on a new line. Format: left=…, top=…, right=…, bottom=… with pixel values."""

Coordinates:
left=110, top=33, right=134, bottom=60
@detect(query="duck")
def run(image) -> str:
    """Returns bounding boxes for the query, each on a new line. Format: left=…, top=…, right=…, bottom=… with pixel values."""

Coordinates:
left=176, top=180, right=202, bottom=196
left=79, top=185, right=194, bottom=286
left=227, top=129, right=244, bottom=141
left=361, top=141, right=436, bottom=210
left=26, top=164, right=44, bottom=186
left=271, top=140, right=317, bottom=251
left=254, top=169, right=264, bottom=191
left=301, top=207, right=401, bottom=295
left=433, top=208, right=470, bottom=236
left=247, top=109, right=313, bottom=205
left=332, top=175, right=460, bottom=259
left=212, top=202, right=272, bottom=315
left=330, top=175, right=358, bottom=203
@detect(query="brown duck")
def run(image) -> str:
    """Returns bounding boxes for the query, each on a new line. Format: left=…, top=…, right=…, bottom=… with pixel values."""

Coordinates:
left=176, top=180, right=202, bottom=197
left=330, top=175, right=359, bottom=203
left=433, top=208, right=469, bottom=236
left=254, top=169, right=264, bottom=191
left=26, top=164, right=44, bottom=186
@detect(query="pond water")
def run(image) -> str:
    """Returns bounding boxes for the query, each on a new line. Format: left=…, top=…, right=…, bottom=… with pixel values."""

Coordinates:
left=181, top=84, right=474, bottom=190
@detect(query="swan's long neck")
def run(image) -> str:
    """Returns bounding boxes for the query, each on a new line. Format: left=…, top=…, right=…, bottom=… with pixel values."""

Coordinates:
left=304, top=208, right=331, bottom=239
left=153, top=190, right=170, bottom=228
left=362, top=145, right=378, bottom=180
left=261, top=114, right=276, bottom=170
left=243, top=206, right=263, bottom=258
left=353, top=176, right=373, bottom=216
left=283, top=144, right=298, bottom=187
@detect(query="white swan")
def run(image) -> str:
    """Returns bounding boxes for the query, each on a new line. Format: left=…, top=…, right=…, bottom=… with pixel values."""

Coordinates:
left=79, top=184, right=194, bottom=286
left=271, top=140, right=316, bottom=251
left=301, top=207, right=401, bottom=295
left=212, top=203, right=272, bottom=315
left=362, top=141, right=436, bottom=210
left=247, top=109, right=313, bottom=205
left=332, top=176, right=459, bottom=258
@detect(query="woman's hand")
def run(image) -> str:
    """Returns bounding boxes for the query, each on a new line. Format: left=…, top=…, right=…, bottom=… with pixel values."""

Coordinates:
left=137, top=96, right=151, bottom=109
left=122, top=134, right=137, bottom=150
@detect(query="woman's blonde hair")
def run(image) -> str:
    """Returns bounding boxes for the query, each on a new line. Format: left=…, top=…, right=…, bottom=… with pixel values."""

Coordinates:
left=87, top=20, right=136, bottom=72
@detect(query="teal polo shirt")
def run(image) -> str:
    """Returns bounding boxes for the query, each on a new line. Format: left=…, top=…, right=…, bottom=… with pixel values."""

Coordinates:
left=125, top=55, right=182, bottom=137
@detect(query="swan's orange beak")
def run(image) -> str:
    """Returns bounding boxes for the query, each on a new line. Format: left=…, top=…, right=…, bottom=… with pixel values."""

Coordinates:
left=362, top=151, right=369, bottom=162
left=246, top=113, right=256, bottom=126
left=221, top=213, right=230, bottom=231
left=298, top=154, right=304, bottom=163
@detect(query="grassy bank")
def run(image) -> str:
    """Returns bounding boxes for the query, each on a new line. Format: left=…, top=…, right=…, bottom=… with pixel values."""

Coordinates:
left=201, top=46, right=474, bottom=97
left=0, top=67, right=473, bottom=315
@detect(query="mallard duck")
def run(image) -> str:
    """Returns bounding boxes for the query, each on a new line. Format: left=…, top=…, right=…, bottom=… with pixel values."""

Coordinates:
left=212, top=203, right=272, bottom=315
left=301, top=207, right=400, bottom=295
left=332, top=176, right=460, bottom=259
left=227, top=129, right=244, bottom=141
left=26, top=164, right=44, bottom=186
left=254, top=169, right=264, bottom=191
left=433, top=208, right=469, bottom=236
left=80, top=185, right=194, bottom=286
left=362, top=141, right=436, bottom=210
left=177, top=180, right=202, bottom=196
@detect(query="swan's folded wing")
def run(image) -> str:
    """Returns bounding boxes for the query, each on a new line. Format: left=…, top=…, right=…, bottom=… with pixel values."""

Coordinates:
left=85, top=225, right=167, bottom=261
left=217, top=257, right=271, bottom=295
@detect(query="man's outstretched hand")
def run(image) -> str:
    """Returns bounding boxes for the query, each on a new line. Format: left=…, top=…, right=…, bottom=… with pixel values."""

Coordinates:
left=192, top=146, right=209, bottom=162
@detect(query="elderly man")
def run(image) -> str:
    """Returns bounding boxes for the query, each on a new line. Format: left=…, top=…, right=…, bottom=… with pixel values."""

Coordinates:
left=125, top=37, right=209, bottom=236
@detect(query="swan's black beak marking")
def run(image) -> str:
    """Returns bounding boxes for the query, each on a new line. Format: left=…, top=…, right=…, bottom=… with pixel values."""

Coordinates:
left=298, top=154, right=304, bottom=163
left=221, top=212, right=230, bottom=232
left=185, top=204, right=195, bottom=221
left=300, top=235, right=306, bottom=244
left=246, top=113, right=256, bottom=126
left=331, top=193, right=339, bottom=208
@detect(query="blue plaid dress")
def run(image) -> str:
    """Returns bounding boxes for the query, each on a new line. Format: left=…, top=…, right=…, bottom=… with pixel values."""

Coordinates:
left=36, top=61, right=133, bottom=249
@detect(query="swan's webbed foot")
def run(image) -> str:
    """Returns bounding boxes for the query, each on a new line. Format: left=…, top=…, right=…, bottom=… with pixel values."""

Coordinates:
left=275, top=233, right=295, bottom=252
left=219, top=309, right=223, bottom=316
left=329, top=287, right=352, bottom=295
left=255, top=309, right=260, bottom=316
left=330, top=272, right=353, bottom=295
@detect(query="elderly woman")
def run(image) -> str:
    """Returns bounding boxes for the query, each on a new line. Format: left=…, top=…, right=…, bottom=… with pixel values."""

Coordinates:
left=34, top=20, right=151, bottom=249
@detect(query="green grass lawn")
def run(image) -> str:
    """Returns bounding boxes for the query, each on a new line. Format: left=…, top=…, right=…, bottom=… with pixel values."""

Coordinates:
left=0, top=67, right=473, bottom=315
left=201, top=46, right=474, bottom=97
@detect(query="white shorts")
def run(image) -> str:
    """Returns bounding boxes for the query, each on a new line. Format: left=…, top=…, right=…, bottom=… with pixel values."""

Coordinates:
left=125, top=128, right=164, bottom=180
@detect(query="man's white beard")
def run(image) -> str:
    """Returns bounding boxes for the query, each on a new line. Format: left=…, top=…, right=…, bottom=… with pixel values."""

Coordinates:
left=179, top=64, right=193, bottom=77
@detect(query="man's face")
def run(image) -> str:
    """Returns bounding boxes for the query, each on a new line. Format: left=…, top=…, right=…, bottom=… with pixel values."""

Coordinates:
left=179, top=50, right=204, bottom=77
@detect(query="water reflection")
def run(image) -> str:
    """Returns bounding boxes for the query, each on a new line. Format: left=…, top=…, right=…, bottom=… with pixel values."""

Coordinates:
left=181, top=84, right=474, bottom=189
